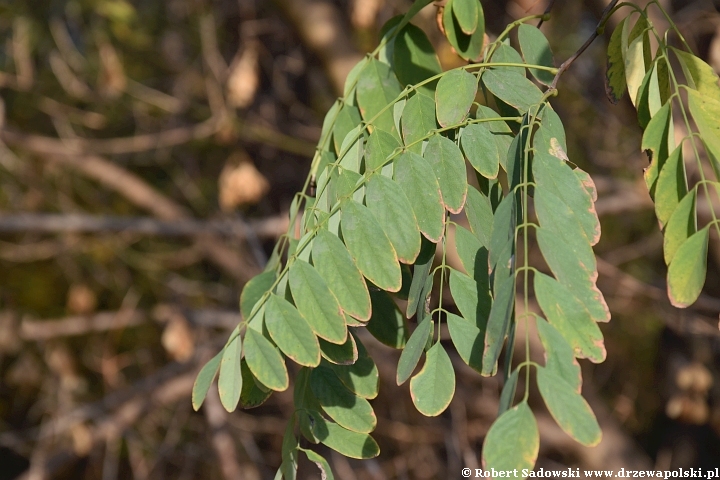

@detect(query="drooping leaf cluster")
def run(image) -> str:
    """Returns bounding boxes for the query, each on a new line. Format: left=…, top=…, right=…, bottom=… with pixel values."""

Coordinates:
left=191, top=0, right=719, bottom=477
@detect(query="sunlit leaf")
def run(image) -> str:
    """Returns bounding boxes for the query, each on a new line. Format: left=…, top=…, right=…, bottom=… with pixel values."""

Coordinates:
left=393, top=22, right=442, bottom=95
left=394, top=152, right=446, bottom=242
left=482, top=402, right=539, bottom=472
left=654, top=145, right=687, bottom=228
left=662, top=187, right=696, bottom=266
left=474, top=104, right=514, bottom=171
left=452, top=0, right=479, bottom=35
left=397, top=315, right=433, bottom=385
left=641, top=100, right=672, bottom=198
left=365, top=129, right=401, bottom=174
left=333, top=104, right=363, bottom=155
left=517, top=24, right=555, bottom=86
left=289, top=259, right=347, bottom=344
left=605, top=17, right=627, bottom=104
left=192, top=350, right=223, bottom=411
left=301, top=449, right=335, bottom=480
left=536, top=318, right=582, bottom=393
left=327, top=345, right=379, bottom=399
left=218, top=334, right=242, bottom=411
left=435, top=69, right=477, bottom=127
left=320, top=335, right=358, bottom=366
left=401, top=92, right=437, bottom=154
left=442, top=0, right=485, bottom=62
left=667, top=226, right=709, bottom=308
left=356, top=58, right=403, bottom=138
left=482, top=68, right=543, bottom=113
left=687, top=88, right=720, bottom=165
left=464, top=186, right=494, bottom=247
left=461, top=123, right=499, bottom=178
left=312, top=416, right=380, bottom=459
left=240, top=270, right=276, bottom=322
left=672, top=47, right=720, bottom=104
left=244, top=328, right=289, bottom=391
left=537, top=367, right=601, bottom=447
left=424, top=134, right=468, bottom=213
left=447, top=312, right=484, bottom=373
left=265, top=294, right=321, bottom=367
left=310, top=366, right=376, bottom=433
left=409, top=342, right=455, bottom=416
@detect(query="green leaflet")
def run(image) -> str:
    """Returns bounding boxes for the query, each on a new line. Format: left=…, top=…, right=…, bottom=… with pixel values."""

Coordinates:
left=533, top=105, right=568, bottom=161
left=654, top=145, right=687, bottom=228
left=341, top=200, right=402, bottom=292
left=435, top=69, right=477, bottom=128
left=442, top=0, right=485, bottom=62
left=482, top=68, right=543, bottom=113
left=489, top=43, right=525, bottom=76
left=464, top=186, right=494, bottom=247
left=663, top=187, right=696, bottom=266
left=534, top=186, right=596, bottom=273
left=461, top=123, right=500, bottom=178
left=289, top=259, right=347, bottom=344
left=537, top=367, right=602, bottom=447
left=239, top=360, right=272, bottom=409
left=452, top=0, right=479, bottom=35
left=401, top=92, right=437, bottom=154
left=240, top=270, right=276, bottom=322
left=394, top=151, right=446, bottom=242
left=474, top=104, right=514, bottom=171
left=636, top=59, right=669, bottom=128
left=338, top=128, right=364, bottom=174
left=312, top=229, right=371, bottom=322
left=687, top=88, right=720, bottom=165
left=319, top=100, right=341, bottom=151
left=366, top=174, right=422, bottom=263
left=624, top=17, right=649, bottom=106
left=367, top=290, right=409, bottom=348
left=482, top=273, right=515, bottom=376
left=409, top=342, right=455, bottom=416
left=281, top=420, right=299, bottom=480
left=218, top=334, right=242, bottom=411
left=327, top=352, right=379, bottom=399
left=397, top=314, right=433, bottom=385
left=393, top=22, right=442, bottom=95
left=533, top=152, right=600, bottom=245
left=536, top=318, right=582, bottom=393
left=424, top=133, right=468, bottom=213
left=192, top=350, right=223, bottom=411
left=672, top=47, right=720, bottom=104
left=605, top=17, right=627, bottom=104
left=482, top=402, right=539, bottom=473
left=365, top=129, right=401, bottom=174
left=489, top=192, right=516, bottom=269
left=265, top=294, right=321, bottom=367
left=244, top=328, right=289, bottom=392
left=343, top=57, right=368, bottom=100
left=449, top=268, right=492, bottom=326
left=446, top=312, right=484, bottom=373
left=320, top=334, right=358, bottom=365
left=356, top=58, right=403, bottom=138
left=300, top=449, right=335, bottom=480
left=575, top=167, right=598, bottom=202
left=667, top=226, right=709, bottom=308
left=641, top=100, right=672, bottom=198
left=536, top=228, right=610, bottom=324
left=454, top=225, right=489, bottom=281
left=534, top=272, right=606, bottom=363
left=498, top=368, right=519, bottom=415
left=312, top=416, right=380, bottom=459
left=517, top=24, right=555, bottom=86
left=310, top=366, right=377, bottom=434
left=333, top=104, right=363, bottom=155
left=406, top=237, right=436, bottom=319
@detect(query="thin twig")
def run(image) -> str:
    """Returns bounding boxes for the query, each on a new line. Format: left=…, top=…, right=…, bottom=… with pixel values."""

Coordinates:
left=536, top=0, right=556, bottom=28
left=549, top=0, right=621, bottom=90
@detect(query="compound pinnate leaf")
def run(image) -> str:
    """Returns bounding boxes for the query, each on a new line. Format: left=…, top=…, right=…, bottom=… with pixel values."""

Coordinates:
left=482, top=68, right=543, bottom=113
left=452, top=0, right=479, bottom=35
left=424, top=134, right=468, bottom=213
left=442, top=0, right=485, bottom=62
left=310, top=366, right=376, bottom=434
left=533, top=153, right=600, bottom=245
left=366, top=174, right=421, bottom=263
left=401, top=93, right=437, bottom=153
left=663, top=187, right=697, bottom=266
left=537, top=367, right=601, bottom=447
left=482, top=402, right=539, bottom=473
left=534, top=272, right=606, bottom=363
left=687, top=88, right=720, bottom=165
left=517, top=24, right=555, bottom=86
left=192, top=350, right=223, bottom=411
left=289, top=259, right=347, bottom=344
left=312, top=230, right=371, bottom=322
left=240, top=270, right=276, bottom=322
left=461, top=123, right=500, bottom=178
left=464, top=186, right=494, bottom=247
left=265, top=294, right=321, bottom=367
left=397, top=315, right=433, bottom=385
left=409, top=342, right=455, bottom=416
left=244, top=328, right=289, bottom=392
left=320, top=334, right=358, bottom=366
left=341, top=200, right=402, bottom=292
left=218, top=334, right=242, bottom=411
left=312, top=416, right=380, bottom=459
left=447, top=312, right=484, bottom=373
left=394, top=152, right=445, bottom=242
left=654, top=145, right=687, bottom=228
left=356, top=58, right=403, bottom=138
left=605, top=17, right=627, bottom=104
left=536, top=318, right=582, bottom=393
left=482, top=273, right=515, bottom=376
left=667, top=226, right=710, bottom=308
left=367, top=290, right=409, bottom=349
left=435, top=68, right=477, bottom=128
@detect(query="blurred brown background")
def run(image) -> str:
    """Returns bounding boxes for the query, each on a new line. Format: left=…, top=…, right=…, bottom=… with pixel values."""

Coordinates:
left=1, top=0, right=720, bottom=478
